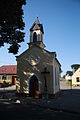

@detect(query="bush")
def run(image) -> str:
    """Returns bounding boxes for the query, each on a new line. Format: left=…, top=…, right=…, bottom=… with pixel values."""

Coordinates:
left=66, top=80, right=72, bottom=86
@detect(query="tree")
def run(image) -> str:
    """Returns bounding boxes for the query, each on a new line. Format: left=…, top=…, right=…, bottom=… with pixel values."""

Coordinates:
left=66, top=71, right=73, bottom=76
left=71, top=64, right=80, bottom=72
left=0, top=0, right=26, bottom=54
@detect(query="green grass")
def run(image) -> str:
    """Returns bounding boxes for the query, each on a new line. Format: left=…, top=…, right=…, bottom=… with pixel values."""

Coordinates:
left=66, top=80, right=72, bottom=86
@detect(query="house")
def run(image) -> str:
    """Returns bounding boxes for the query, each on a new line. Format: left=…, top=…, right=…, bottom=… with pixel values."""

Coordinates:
left=0, top=65, right=17, bottom=86
left=65, top=71, right=73, bottom=81
left=72, top=67, right=80, bottom=86
left=16, top=17, right=61, bottom=98
left=65, top=75, right=72, bottom=81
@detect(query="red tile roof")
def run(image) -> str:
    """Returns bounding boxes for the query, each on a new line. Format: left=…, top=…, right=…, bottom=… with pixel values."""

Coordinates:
left=0, top=65, right=17, bottom=75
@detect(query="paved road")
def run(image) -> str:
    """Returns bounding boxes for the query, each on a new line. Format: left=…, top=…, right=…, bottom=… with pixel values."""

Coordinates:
left=0, top=81, right=80, bottom=120
left=0, top=102, right=80, bottom=120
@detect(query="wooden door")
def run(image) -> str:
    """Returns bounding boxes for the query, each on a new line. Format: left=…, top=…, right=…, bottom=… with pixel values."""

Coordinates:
left=29, top=75, right=39, bottom=98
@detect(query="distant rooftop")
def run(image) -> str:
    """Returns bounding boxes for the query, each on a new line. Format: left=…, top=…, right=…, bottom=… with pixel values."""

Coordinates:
left=0, top=65, right=17, bottom=75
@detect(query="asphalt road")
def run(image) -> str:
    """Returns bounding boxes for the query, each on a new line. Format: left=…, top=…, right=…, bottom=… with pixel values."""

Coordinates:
left=0, top=82, right=80, bottom=120
left=0, top=102, right=80, bottom=120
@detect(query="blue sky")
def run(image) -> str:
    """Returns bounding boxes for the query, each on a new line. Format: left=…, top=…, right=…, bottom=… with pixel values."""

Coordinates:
left=0, top=0, right=80, bottom=76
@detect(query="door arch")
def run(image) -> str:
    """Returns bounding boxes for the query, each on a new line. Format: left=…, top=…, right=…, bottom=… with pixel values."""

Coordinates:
left=29, top=75, right=39, bottom=98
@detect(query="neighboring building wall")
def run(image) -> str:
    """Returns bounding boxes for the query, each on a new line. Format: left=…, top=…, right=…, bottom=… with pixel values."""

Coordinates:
left=0, top=65, right=17, bottom=85
left=0, top=75, right=11, bottom=84
left=0, top=74, right=16, bottom=85
left=72, top=68, right=80, bottom=86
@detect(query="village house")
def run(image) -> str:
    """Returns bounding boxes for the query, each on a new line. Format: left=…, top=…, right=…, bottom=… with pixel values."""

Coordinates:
left=72, top=67, right=80, bottom=86
left=0, top=65, right=17, bottom=87
left=65, top=71, right=73, bottom=81
left=16, top=17, right=61, bottom=98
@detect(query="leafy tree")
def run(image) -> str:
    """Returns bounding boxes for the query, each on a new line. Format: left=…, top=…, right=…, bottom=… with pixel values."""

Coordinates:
left=66, top=71, right=73, bottom=76
left=63, top=75, right=66, bottom=79
left=0, top=0, right=26, bottom=54
left=71, top=64, right=80, bottom=72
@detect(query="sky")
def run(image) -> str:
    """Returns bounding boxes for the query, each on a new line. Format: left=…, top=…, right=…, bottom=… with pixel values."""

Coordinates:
left=0, top=0, right=80, bottom=76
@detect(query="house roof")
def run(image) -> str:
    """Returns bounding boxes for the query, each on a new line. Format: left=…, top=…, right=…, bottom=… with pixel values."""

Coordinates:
left=0, top=65, right=17, bottom=75
left=30, top=17, right=44, bottom=33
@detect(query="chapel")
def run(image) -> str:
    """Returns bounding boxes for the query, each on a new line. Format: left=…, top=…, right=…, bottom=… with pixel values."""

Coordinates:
left=16, top=17, right=61, bottom=98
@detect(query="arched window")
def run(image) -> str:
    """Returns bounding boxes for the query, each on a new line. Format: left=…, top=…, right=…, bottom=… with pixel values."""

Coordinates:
left=33, top=32, right=37, bottom=42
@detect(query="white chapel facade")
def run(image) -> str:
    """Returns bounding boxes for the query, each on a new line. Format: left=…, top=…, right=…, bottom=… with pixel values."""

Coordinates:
left=16, top=17, right=61, bottom=98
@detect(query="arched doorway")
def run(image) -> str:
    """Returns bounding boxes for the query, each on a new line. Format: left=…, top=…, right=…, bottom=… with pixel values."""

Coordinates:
left=29, top=75, right=39, bottom=98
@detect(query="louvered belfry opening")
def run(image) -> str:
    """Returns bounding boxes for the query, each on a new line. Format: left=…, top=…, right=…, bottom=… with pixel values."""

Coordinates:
left=33, top=32, right=37, bottom=42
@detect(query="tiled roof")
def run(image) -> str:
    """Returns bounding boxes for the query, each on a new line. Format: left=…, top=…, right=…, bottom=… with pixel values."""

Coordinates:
left=0, top=65, right=17, bottom=75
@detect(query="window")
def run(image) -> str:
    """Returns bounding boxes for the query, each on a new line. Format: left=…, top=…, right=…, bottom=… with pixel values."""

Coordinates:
left=55, top=67, right=57, bottom=85
left=76, top=77, right=80, bottom=82
left=55, top=67, right=60, bottom=86
left=58, top=72, right=59, bottom=85
left=2, top=74, right=6, bottom=80
left=7, top=75, right=12, bottom=80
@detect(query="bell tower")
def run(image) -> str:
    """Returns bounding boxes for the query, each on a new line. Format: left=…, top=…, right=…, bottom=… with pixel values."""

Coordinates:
left=28, top=17, right=45, bottom=48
